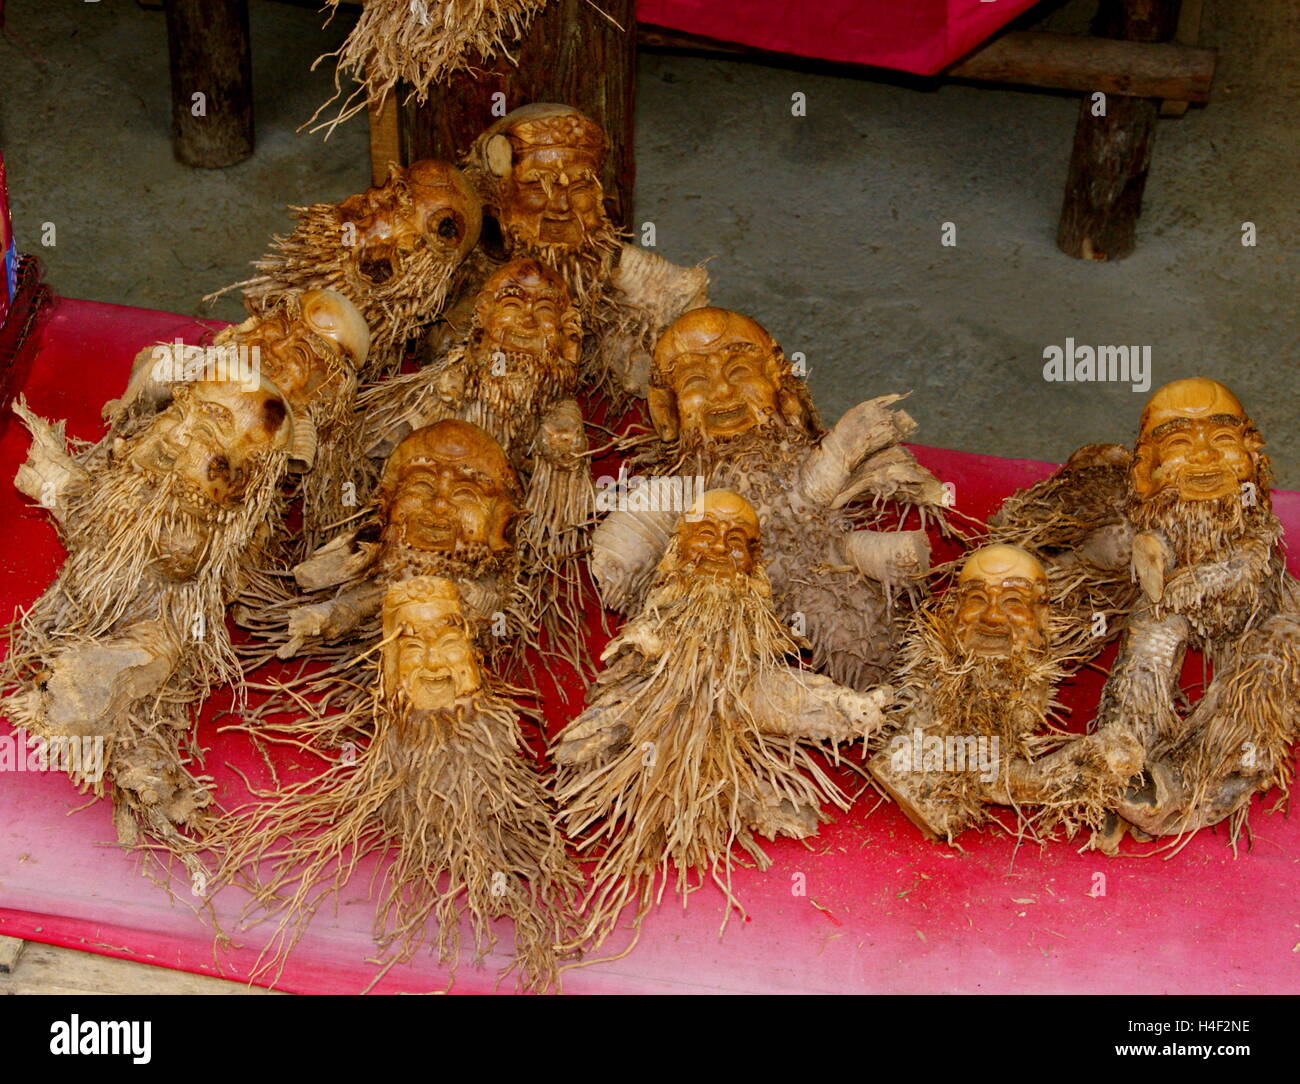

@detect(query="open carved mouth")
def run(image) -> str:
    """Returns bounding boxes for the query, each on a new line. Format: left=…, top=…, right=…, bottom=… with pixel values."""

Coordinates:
left=412, top=673, right=456, bottom=704
left=705, top=403, right=751, bottom=433
left=537, top=216, right=581, bottom=243
left=691, top=554, right=739, bottom=575
left=1177, top=469, right=1233, bottom=498
left=415, top=520, right=456, bottom=547
left=963, top=627, right=1014, bottom=657
left=359, top=255, right=395, bottom=284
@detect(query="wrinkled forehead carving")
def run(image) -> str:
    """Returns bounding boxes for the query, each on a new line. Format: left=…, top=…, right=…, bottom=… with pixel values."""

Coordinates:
left=481, top=259, right=572, bottom=305
left=685, top=489, right=761, bottom=534
left=957, top=544, right=1047, bottom=588
left=656, top=308, right=775, bottom=364
left=1138, top=377, right=1249, bottom=440
left=380, top=419, right=518, bottom=498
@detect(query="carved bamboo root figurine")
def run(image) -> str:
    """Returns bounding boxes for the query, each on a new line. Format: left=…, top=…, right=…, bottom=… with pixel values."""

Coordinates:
left=206, top=576, right=581, bottom=993
left=212, top=161, right=481, bottom=380
left=870, top=545, right=1143, bottom=843
left=554, top=491, right=893, bottom=950
left=234, top=418, right=528, bottom=741
left=592, top=307, right=947, bottom=691
left=359, top=258, right=595, bottom=671
left=451, top=103, right=710, bottom=402
left=988, top=379, right=1300, bottom=848
left=4, top=374, right=302, bottom=867
left=105, top=289, right=370, bottom=555
left=1095, top=379, right=1299, bottom=845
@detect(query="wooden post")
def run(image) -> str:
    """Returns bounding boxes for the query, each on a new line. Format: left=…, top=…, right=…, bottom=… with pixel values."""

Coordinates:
left=368, top=94, right=403, bottom=187
left=399, top=0, right=637, bottom=227
left=1057, top=0, right=1183, bottom=261
left=163, top=0, right=254, bottom=169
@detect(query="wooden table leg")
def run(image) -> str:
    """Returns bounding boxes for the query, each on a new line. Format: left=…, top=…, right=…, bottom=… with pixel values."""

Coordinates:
left=1057, top=0, right=1183, bottom=261
left=163, top=0, right=254, bottom=168
left=399, top=0, right=637, bottom=228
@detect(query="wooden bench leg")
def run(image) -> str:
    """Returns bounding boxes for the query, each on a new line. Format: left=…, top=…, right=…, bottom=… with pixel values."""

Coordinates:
left=1057, top=0, right=1183, bottom=261
left=163, top=0, right=254, bottom=168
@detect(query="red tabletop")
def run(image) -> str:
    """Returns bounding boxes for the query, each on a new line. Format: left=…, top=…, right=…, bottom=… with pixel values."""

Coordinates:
left=1, top=298, right=1296, bottom=994
left=638, top=0, right=1042, bottom=75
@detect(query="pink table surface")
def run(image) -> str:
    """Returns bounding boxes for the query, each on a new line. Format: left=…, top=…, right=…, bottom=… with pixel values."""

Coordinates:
left=638, top=0, right=1042, bottom=75
left=0, top=298, right=1297, bottom=995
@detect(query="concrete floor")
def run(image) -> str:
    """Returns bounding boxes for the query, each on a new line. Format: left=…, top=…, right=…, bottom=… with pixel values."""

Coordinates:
left=1, top=0, right=1296, bottom=484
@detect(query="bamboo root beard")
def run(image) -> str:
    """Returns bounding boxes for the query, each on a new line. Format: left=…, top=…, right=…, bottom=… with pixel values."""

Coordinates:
left=203, top=676, right=580, bottom=992
left=553, top=550, right=871, bottom=952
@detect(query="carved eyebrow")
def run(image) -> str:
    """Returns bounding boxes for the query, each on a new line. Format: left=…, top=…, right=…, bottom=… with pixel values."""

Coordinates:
left=196, top=400, right=236, bottom=426
left=1150, top=414, right=1244, bottom=440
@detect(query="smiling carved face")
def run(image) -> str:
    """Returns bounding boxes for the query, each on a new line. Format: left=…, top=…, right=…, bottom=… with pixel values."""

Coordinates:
left=379, top=420, right=518, bottom=555
left=953, top=545, right=1049, bottom=658
left=470, top=259, right=580, bottom=376
left=224, top=290, right=367, bottom=409
left=483, top=107, right=609, bottom=252
left=676, top=490, right=761, bottom=578
left=381, top=578, right=482, bottom=711
left=124, top=380, right=290, bottom=508
left=338, top=160, right=480, bottom=286
left=1131, top=378, right=1260, bottom=503
left=652, top=308, right=783, bottom=443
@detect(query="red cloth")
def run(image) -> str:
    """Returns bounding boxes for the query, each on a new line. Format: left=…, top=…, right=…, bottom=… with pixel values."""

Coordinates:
left=638, top=0, right=1041, bottom=74
left=1, top=299, right=1297, bottom=994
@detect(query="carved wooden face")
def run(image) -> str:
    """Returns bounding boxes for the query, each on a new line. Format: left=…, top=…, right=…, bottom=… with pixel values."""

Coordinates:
left=229, top=291, right=366, bottom=409
left=471, top=259, right=580, bottom=370
left=535, top=400, right=585, bottom=467
left=954, top=545, right=1049, bottom=657
left=380, top=421, right=518, bottom=554
left=125, top=380, right=290, bottom=506
left=676, top=490, right=761, bottom=577
left=381, top=584, right=482, bottom=710
left=1131, top=378, right=1260, bottom=503
left=338, top=160, right=480, bottom=284
left=500, top=145, right=605, bottom=248
left=651, top=308, right=783, bottom=443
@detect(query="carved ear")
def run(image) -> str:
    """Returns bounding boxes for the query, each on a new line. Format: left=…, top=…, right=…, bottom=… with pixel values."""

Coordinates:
left=488, top=499, right=520, bottom=554
left=771, top=349, right=808, bottom=432
left=647, top=385, right=679, bottom=443
left=777, top=387, right=806, bottom=432
left=1130, top=442, right=1156, bottom=499
left=485, top=134, right=513, bottom=177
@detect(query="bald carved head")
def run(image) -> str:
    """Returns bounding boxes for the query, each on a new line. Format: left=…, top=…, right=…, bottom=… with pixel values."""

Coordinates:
left=675, top=489, right=762, bottom=577
left=1131, top=378, right=1262, bottom=503
left=338, top=159, right=481, bottom=285
left=955, top=544, right=1049, bottom=657
left=378, top=419, right=519, bottom=555
left=470, top=257, right=581, bottom=369
left=648, top=307, right=816, bottom=445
